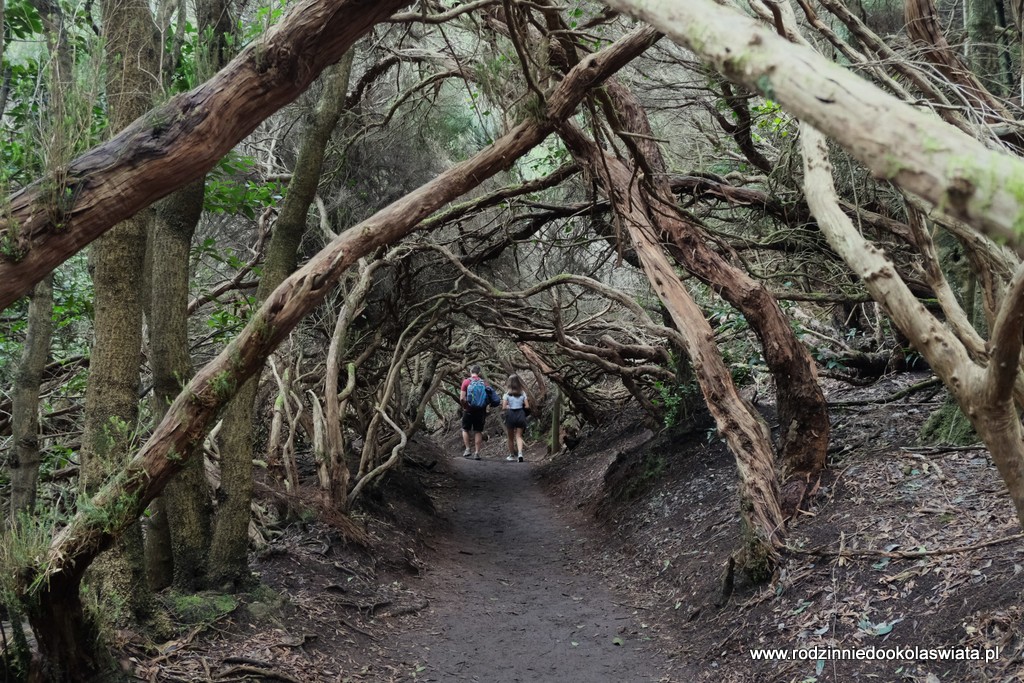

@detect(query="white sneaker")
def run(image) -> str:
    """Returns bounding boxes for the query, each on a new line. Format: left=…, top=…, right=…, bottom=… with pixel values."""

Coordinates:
left=462, top=448, right=472, bottom=458
left=517, top=453, right=524, bottom=462
left=506, top=454, right=516, bottom=461
left=473, top=452, right=481, bottom=460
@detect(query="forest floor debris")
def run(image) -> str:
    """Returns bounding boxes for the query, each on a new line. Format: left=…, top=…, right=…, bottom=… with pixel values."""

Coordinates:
left=129, top=372, right=1024, bottom=682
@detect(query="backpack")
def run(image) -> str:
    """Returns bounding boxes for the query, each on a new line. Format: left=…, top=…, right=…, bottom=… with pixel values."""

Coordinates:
left=466, top=377, right=488, bottom=409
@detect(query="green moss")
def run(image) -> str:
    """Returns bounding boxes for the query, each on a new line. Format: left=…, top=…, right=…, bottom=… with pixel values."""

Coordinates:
left=919, top=398, right=976, bottom=446
left=755, top=74, right=775, bottom=100
left=922, top=135, right=947, bottom=153
left=882, top=154, right=907, bottom=180
left=145, top=108, right=174, bottom=137
left=0, top=224, right=26, bottom=261
left=940, top=153, right=1024, bottom=234
left=210, top=370, right=235, bottom=399
left=168, top=591, right=237, bottom=625
left=520, top=93, right=546, bottom=123
left=1002, top=168, right=1024, bottom=236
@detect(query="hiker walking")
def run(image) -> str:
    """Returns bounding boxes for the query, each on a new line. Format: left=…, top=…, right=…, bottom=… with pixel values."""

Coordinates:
left=460, top=365, right=499, bottom=459
left=502, top=374, right=530, bottom=462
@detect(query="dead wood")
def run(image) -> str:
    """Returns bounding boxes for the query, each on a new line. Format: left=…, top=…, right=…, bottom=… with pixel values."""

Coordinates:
left=216, top=665, right=302, bottom=683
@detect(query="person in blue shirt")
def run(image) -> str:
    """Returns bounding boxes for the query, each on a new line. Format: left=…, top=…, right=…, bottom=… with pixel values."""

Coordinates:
left=501, top=374, right=530, bottom=462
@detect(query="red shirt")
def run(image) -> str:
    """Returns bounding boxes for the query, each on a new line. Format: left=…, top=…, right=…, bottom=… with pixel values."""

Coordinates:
left=461, top=375, right=484, bottom=392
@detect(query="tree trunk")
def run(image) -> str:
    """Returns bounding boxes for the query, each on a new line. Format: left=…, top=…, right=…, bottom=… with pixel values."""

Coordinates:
left=146, top=0, right=233, bottom=592
left=965, top=0, right=1003, bottom=94
left=8, top=0, right=73, bottom=527
left=800, top=123, right=1024, bottom=532
left=150, top=179, right=210, bottom=590
left=208, top=51, right=355, bottom=587
left=27, top=570, right=102, bottom=683
left=325, top=257, right=383, bottom=509
left=548, top=386, right=562, bottom=454
left=904, top=0, right=1008, bottom=116
left=601, top=79, right=828, bottom=510
left=36, top=0, right=158, bottom=675
left=8, top=276, right=53, bottom=519
left=560, top=123, right=783, bottom=576
left=0, top=0, right=409, bottom=311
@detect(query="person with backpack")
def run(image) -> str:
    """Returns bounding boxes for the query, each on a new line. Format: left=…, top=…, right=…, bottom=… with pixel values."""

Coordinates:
left=501, top=374, right=530, bottom=462
left=460, top=365, right=500, bottom=459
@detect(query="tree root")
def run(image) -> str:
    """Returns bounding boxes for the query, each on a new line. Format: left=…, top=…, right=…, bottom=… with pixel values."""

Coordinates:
left=383, top=598, right=430, bottom=618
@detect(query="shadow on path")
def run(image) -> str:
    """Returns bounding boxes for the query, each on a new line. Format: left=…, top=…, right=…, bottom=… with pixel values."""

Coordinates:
left=389, top=453, right=680, bottom=682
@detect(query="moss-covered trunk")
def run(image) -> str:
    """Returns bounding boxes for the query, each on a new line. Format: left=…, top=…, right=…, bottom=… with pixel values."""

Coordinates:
left=61, top=0, right=158, bottom=673
left=8, top=276, right=52, bottom=519
left=146, top=0, right=234, bottom=591
left=208, top=52, right=355, bottom=586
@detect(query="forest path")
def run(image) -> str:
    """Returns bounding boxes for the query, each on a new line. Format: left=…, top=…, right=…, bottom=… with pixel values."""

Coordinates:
left=384, top=448, right=682, bottom=682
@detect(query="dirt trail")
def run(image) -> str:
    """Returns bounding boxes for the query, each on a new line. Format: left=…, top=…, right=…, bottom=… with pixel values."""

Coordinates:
left=386, top=451, right=681, bottom=682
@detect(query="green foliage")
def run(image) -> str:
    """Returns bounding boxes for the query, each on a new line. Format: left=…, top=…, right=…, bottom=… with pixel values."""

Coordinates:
left=4, top=0, right=44, bottom=40
left=522, top=139, right=570, bottom=178
left=750, top=99, right=793, bottom=141
left=709, top=305, right=763, bottom=384
left=624, top=451, right=667, bottom=501
left=210, top=370, right=236, bottom=399
left=919, top=399, right=976, bottom=446
left=0, top=511, right=60, bottom=677
left=243, top=0, right=289, bottom=45
left=204, top=152, right=285, bottom=218
left=205, top=306, right=250, bottom=343
left=652, top=379, right=699, bottom=428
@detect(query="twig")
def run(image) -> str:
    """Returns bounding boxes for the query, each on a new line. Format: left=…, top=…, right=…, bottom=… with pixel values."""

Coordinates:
left=216, top=665, right=302, bottom=683
left=340, top=618, right=378, bottom=640
left=828, top=377, right=943, bottom=407
left=223, top=657, right=274, bottom=667
left=383, top=599, right=430, bottom=618
left=338, top=599, right=392, bottom=613
left=787, top=532, right=1024, bottom=559
left=899, top=444, right=986, bottom=454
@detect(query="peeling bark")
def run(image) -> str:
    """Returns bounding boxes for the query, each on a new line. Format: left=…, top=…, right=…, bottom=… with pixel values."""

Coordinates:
left=600, top=79, right=828, bottom=505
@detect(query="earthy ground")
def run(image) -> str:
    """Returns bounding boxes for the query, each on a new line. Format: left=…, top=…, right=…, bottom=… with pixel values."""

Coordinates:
left=374, top=452, right=681, bottom=682
left=129, top=372, right=1024, bottom=682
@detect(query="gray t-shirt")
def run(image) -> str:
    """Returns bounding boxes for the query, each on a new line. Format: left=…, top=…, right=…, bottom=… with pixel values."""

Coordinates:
left=504, top=392, right=528, bottom=410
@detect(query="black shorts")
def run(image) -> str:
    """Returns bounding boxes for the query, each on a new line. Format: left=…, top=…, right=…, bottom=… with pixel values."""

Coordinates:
left=461, top=408, right=486, bottom=432
left=505, top=408, right=527, bottom=430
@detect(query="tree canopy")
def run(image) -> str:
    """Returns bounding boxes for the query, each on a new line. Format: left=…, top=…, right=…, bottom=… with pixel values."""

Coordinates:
left=4, top=0, right=1024, bottom=679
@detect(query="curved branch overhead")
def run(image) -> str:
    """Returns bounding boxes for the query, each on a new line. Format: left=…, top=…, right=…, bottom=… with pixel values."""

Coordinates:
left=30, top=23, right=660, bottom=612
